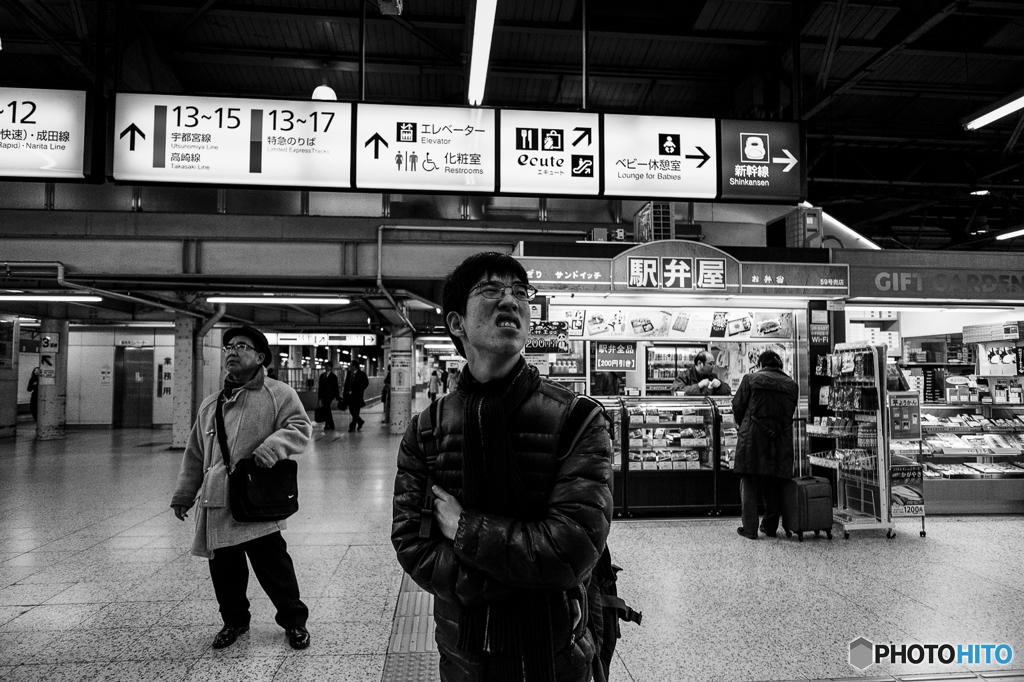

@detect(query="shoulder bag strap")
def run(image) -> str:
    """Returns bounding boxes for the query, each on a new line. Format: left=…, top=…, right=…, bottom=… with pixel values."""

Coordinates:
left=417, top=395, right=444, bottom=539
left=215, top=393, right=232, bottom=471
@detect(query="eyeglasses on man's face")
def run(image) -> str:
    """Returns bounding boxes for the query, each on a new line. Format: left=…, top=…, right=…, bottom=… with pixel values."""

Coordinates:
left=222, top=342, right=257, bottom=354
left=469, top=280, right=538, bottom=301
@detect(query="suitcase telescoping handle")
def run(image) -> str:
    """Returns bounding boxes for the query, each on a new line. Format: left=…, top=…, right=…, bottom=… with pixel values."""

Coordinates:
left=793, top=417, right=808, bottom=478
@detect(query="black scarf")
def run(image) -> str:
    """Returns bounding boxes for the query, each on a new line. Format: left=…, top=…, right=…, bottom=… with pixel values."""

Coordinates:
left=222, top=368, right=259, bottom=399
left=456, top=358, right=556, bottom=682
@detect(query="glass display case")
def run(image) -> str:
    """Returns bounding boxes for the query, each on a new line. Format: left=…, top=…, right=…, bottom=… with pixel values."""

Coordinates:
left=892, top=403, right=1024, bottom=514
left=617, top=397, right=719, bottom=515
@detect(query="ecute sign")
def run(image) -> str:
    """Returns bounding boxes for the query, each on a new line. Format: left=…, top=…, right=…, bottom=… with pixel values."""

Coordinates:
left=112, top=93, right=352, bottom=187
left=0, top=88, right=88, bottom=179
left=498, top=109, right=599, bottom=195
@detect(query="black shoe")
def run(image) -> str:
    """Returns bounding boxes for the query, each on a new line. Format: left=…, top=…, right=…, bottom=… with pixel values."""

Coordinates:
left=287, top=626, right=310, bottom=650
left=356, top=421, right=363, bottom=431
left=736, top=526, right=758, bottom=540
left=759, top=524, right=778, bottom=538
left=348, top=425, right=356, bottom=432
left=212, top=624, right=249, bottom=649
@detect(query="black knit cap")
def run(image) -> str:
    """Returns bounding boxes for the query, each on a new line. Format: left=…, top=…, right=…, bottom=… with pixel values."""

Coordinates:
left=223, top=325, right=273, bottom=367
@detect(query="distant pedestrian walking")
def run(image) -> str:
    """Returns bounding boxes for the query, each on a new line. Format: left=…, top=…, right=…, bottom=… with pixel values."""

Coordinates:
left=342, top=361, right=369, bottom=431
left=27, top=367, right=40, bottom=422
left=317, top=362, right=340, bottom=431
left=428, top=370, right=440, bottom=402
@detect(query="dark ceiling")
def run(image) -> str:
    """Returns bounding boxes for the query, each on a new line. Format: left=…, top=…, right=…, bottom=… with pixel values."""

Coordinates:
left=3, top=0, right=1024, bottom=251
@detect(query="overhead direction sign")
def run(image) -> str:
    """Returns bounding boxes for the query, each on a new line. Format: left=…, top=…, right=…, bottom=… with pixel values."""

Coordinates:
left=112, top=93, right=352, bottom=187
left=355, top=104, right=496, bottom=192
left=498, top=110, right=599, bottom=195
left=602, top=114, right=718, bottom=199
left=718, top=119, right=802, bottom=201
left=0, top=88, right=88, bottom=179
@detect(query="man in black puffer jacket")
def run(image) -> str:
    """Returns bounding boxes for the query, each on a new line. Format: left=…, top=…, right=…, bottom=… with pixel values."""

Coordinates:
left=392, top=252, right=613, bottom=682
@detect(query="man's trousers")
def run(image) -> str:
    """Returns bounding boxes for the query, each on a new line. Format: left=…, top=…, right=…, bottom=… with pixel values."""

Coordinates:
left=208, top=531, right=308, bottom=629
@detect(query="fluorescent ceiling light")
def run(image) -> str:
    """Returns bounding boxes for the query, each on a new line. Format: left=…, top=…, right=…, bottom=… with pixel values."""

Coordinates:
left=424, top=343, right=456, bottom=349
left=970, top=189, right=990, bottom=196
left=996, top=226, right=1024, bottom=241
left=962, top=85, right=1024, bottom=130
left=467, top=0, right=497, bottom=105
left=206, top=296, right=350, bottom=304
left=0, top=295, right=102, bottom=302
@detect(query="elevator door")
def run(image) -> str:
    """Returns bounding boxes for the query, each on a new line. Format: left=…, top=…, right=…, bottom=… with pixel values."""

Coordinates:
left=113, top=347, right=154, bottom=428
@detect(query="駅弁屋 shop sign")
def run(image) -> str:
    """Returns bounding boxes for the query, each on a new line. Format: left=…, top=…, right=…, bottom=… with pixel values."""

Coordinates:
left=0, top=87, right=88, bottom=179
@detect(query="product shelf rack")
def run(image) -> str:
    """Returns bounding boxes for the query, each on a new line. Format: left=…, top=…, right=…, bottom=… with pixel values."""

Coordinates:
left=826, top=343, right=897, bottom=539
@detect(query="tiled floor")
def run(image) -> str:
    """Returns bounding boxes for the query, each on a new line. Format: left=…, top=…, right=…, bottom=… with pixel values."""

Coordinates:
left=2, top=403, right=1023, bottom=682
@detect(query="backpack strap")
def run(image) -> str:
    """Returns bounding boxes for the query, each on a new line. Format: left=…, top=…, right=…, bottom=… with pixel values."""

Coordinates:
left=601, top=593, right=643, bottom=625
left=417, top=395, right=444, bottom=539
left=557, top=395, right=605, bottom=459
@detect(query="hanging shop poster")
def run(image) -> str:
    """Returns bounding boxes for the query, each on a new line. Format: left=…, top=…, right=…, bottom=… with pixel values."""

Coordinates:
left=527, top=321, right=570, bottom=354
left=0, top=320, right=14, bottom=370
left=553, top=307, right=796, bottom=341
left=594, top=342, right=638, bottom=371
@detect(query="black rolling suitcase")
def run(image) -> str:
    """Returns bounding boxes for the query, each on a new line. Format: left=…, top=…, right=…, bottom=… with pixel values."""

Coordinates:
left=781, top=418, right=833, bottom=541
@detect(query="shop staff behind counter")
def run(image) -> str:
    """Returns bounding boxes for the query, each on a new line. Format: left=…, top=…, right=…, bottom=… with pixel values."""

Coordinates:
left=671, top=351, right=731, bottom=396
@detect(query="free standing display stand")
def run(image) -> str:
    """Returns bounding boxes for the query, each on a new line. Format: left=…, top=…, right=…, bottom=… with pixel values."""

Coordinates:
left=821, top=343, right=898, bottom=539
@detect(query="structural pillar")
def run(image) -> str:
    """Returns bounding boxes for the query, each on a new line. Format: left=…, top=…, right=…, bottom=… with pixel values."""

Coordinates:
left=0, top=315, right=19, bottom=439
left=36, top=317, right=69, bottom=441
left=389, top=327, right=413, bottom=435
left=171, top=313, right=196, bottom=449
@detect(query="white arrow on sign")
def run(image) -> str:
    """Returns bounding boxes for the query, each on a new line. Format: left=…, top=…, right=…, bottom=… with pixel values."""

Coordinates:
left=772, top=148, right=798, bottom=172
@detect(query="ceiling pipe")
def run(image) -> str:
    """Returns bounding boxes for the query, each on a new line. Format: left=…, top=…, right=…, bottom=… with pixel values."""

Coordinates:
left=2, top=261, right=206, bottom=319
left=377, top=225, right=418, bottom=333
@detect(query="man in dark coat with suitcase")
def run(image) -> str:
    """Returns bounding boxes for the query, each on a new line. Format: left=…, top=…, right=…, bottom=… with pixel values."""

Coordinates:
left=732, top=349, right=798, bottom=539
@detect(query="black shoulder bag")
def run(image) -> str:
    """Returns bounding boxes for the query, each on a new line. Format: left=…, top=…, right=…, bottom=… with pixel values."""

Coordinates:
left=216, top=393, right=299, bottom=522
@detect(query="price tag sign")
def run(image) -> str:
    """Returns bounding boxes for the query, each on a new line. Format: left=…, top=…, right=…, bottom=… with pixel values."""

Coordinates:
left=355, top=104, right=496, bottom=192
left=113, top=93, right=352, bottom=187
left=0, top=88, right=88, bottom=179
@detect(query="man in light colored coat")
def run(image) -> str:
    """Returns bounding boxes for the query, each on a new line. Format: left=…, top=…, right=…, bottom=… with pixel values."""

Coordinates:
left=171, top=325, right=313, bottom=650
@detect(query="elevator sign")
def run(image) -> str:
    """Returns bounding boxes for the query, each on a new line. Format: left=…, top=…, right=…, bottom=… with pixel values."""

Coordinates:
left=355, top=104, right=496, bottom=192
left=0, top=88, right=88, bottom=179
left=112, top=93, right=352, bottom=187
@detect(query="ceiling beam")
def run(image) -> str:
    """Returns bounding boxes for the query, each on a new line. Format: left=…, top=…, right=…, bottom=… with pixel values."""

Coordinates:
left=802, top=1, right=961, bottom=121
left=815, top=0, right=846, bottom=91
left=5, top=0, right=95, bottom=83
left=167, top=0, right=220, bottom=43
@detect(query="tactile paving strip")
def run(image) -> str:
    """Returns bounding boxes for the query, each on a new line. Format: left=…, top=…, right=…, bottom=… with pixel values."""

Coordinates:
left=384, top=573, right=439, bottom=681
left=382, top=652, right=441, bottom=682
